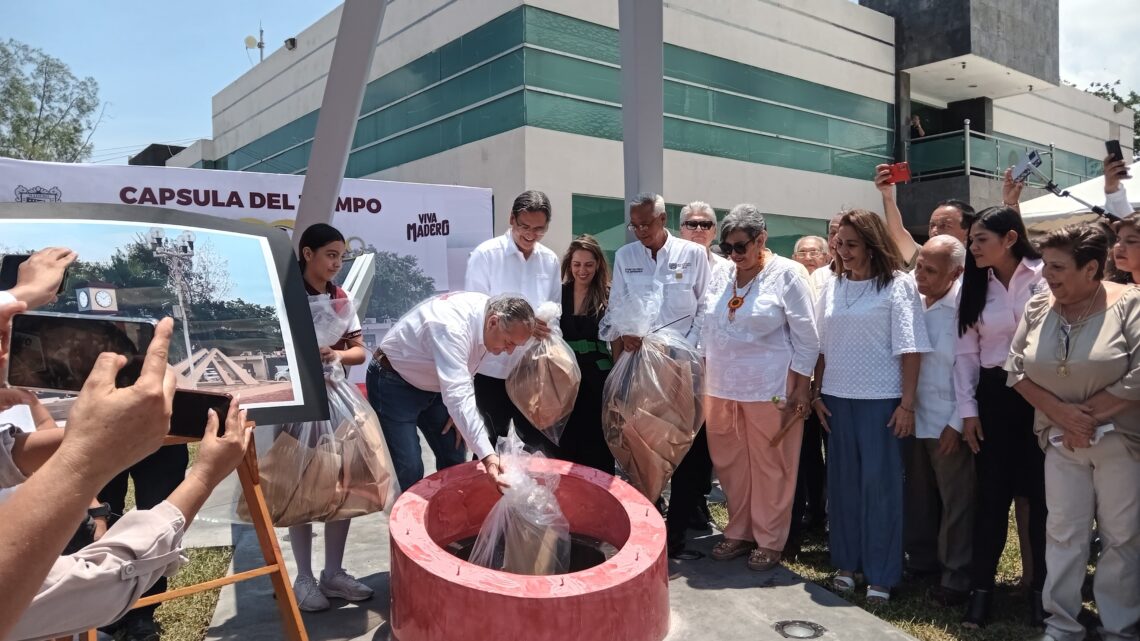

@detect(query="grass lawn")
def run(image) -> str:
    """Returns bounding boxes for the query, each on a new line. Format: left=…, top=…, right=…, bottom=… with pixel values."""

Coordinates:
left=711, top=503, right=1099, bottom=641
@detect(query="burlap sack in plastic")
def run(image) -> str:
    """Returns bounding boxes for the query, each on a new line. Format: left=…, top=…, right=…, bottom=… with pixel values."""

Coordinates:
left=505, top=302, right=580, bottom=445
left=468, top=427, right=570, bottom=575
left=599, top=283, right=704, bottom=502
left=235, top=297, right=400, bottom=526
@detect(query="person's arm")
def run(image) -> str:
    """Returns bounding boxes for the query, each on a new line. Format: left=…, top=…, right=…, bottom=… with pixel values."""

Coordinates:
left=464, top=247, right=493, bottom=295
left=1104, top=154, right=1132, bottom=217
left=164, top=400, right=251, bottom=528
left=334, top=334, right=367, bottom=367
left=1001, top=166, right=1024, bottom=213
left=0, top=316, right=176, bottom=640
left=6, top=247, right=76, bottom=310
left=1084, top=304, right=1140, bottom=422
left=427, top=324, right=500, bottom=484
left=874, top=164, right=920, bottom=263
left=686, top=247, right=712, bottom=348
left=783, top=274, right=819, bottom=414
left=887, top=279, right=928, bottom=437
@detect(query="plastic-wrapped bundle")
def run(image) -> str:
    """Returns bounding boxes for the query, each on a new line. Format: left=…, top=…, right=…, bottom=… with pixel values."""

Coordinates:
left=237, top=297, right=400, bottom=526
left=599, top=282, right=704, bottom=501
left=505, top=302, right=581, bottom=445
left=469, top=428, right=570, bottom=575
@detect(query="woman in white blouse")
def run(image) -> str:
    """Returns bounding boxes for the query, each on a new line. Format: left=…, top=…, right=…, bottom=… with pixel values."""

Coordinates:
left=812, top=209, right=930, bottom=604
left=703, top=205, right=820, bottom=571
left=954, top=206, right=1047, bottom=629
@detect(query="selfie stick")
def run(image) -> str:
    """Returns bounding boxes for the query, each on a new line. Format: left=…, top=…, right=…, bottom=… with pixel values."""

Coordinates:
left=1028, top=165, right=1120, bottom=223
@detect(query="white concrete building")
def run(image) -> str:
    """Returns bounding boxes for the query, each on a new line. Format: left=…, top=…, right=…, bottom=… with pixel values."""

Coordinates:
left=170, top=0, right=1134, bottom=256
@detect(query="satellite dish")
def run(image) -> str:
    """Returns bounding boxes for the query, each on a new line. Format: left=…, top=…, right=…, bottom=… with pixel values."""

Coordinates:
left=244, top=35, right=259, bottom=49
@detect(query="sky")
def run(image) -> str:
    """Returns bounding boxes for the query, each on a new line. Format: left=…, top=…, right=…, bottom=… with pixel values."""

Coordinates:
left=4, top=0, right=1137, bottom=166
left=0, top=220, right=280, bottom=307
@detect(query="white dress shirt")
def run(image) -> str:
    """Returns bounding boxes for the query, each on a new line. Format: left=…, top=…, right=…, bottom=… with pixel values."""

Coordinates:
left=953, top=258, right=1044, bottom=418
left=916, top=279, right=963, bottom=439
left=816, top=272, right=931, bottom=399
left=465, top=231, right=561, bottom=378
left=608, top=232, right=711, bottom=346
left=702, top=256, right=819, bottom=401
left=810, top=266, right=836, bottom=302
left=378, top=292, right=495, bottom=459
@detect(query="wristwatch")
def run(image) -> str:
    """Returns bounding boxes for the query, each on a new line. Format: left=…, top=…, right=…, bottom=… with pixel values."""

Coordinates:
left=88, top=502, right=112, bottom=519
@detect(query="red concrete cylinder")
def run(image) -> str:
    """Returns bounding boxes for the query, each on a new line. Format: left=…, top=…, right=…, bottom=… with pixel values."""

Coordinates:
left=389, top=458, right=669, bottom=641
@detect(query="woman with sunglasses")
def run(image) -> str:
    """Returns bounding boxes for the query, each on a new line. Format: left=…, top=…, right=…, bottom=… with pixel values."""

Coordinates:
left=954, top=206, right=1047, bottom=628
left=813, top=209, right=930, bottom=604
left=703, top=204, right=819, bottom=571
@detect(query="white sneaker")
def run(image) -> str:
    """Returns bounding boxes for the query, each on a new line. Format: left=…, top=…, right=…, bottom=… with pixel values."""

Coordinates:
left=319, top=568, right=374, bottom=602
left=293, top=575, right=330, bottom=612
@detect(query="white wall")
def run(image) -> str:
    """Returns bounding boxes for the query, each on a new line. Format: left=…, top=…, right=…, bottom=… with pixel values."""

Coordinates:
left=994, top=85, right=1135, bottom=159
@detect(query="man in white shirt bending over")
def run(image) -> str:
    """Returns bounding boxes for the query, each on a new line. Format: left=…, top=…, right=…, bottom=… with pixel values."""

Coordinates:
left=607, top=192, right=712, bottom=559
left=366, top=293, right=536, bottom=491
left=905, top=235, right=975, bottom=606
left=465, top=191, right=561, bottom=454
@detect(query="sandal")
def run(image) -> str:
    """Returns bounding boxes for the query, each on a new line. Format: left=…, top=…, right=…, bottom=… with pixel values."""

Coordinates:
left=747, top=548, right=781, bottom=572
left=711, top=538, right=755, bottom=561
left=832, top=573, right=856, bottom=593
left=866, top=586, right=890, bottom=605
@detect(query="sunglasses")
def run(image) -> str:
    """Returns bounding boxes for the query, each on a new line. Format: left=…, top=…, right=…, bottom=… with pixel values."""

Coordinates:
left=682, top=220, right=716, bottom=230
left=718, top=239, right=755, bottom=256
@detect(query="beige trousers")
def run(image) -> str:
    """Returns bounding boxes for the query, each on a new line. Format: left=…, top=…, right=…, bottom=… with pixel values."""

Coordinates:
left=705, top=396, right=801, bottom=552
left=1043, top=432, right=1140, bottom=641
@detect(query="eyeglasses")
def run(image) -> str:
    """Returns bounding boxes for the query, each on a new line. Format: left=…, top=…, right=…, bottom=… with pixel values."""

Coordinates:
left=513, top=221, right=547, bottom=236
left=719, top=239, right=755, bottom=256
left=794, top=249, right=823, bottom=258
left=682, top=220, right=716, bottom=230
left=627, top=220, right=659, bottom=232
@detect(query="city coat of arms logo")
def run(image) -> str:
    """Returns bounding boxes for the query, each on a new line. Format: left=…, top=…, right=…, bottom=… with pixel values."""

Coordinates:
left=14, top=185, right=63, bottom=203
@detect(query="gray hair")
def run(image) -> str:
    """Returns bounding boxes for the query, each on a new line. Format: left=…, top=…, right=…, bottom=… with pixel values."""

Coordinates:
left=486, top=294, right=536, bottom=331
left=795, top=235, right=827, bottom=252
left=629, top=192, right=666, bottom=216
left=721, top=203, right=767, bottom=239
left=925, top=234, right=967, bottom=268
left=680, top=200, right=716, bottom=223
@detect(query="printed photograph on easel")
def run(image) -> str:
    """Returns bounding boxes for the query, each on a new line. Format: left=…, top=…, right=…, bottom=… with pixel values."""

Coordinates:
left=0, top=219, right=301, bottom=411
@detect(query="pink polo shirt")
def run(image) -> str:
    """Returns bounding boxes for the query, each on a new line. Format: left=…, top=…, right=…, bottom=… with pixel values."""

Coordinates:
left=954, top=257, right=1045, bottom=418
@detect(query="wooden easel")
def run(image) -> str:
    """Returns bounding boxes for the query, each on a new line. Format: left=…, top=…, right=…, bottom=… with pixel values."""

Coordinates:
left=76, top=429, right=309, bottom=641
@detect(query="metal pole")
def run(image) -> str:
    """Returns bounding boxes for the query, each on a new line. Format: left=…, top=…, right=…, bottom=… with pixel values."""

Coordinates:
left=173, top=261, right=194, bottom=364
left=618, top=0, right=664, bottom=242
left=963, top=119, right=972, bottom=176
left=293, top=0, right=388, bottom=246
left=1049, top=143, right=1056, bottom=183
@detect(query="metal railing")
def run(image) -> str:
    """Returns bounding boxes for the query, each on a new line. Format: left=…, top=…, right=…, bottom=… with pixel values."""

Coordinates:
left=903, top=120, right=1092, bottom=189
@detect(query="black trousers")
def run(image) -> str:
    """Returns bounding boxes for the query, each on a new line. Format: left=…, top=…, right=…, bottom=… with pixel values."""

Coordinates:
left=666, top=426, right=712, bottom=549
left=969, top=367, right=1047, bottom=591
left=789, top=411, right=828, bottom=545
left=473, top=374, right=559, bottom=458
left=98, top=444, right=189, bottom=622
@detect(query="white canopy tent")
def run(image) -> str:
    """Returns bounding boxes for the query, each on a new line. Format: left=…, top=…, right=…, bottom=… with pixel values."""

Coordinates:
left=1021, top=161, right=1138, bottom=234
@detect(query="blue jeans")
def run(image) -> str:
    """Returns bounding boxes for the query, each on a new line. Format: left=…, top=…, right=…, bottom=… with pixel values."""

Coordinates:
left=824, top=394, right=905, bottom=588
left=365, top=360, right=468, bottom=491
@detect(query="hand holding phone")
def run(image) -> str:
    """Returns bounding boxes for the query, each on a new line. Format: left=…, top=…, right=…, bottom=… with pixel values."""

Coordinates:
left=0, top=248, right=76, bottom=309
left=1106, top=140, right=1131, bottom=180
left=886, top=162, right=911, bottom=185
left=1010, top=150, right=1043, bottom=184
left=170, top=389, right=235, bottom=438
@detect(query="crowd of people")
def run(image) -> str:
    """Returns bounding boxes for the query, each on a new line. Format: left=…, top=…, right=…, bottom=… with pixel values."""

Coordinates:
left=0, top=152, right=1136, bottom=641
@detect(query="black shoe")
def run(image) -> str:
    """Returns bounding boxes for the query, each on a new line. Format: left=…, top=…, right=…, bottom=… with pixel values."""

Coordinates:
left=667, top=542, right=705, bottom=561
left=1028, top=590, right=1046, bottom=628
left=902, top=566, right=940, bottom=584
left=961, top=589, right=992, bottom=629
left=654, top=496, right=668, bottom=517
left=927, top=584, right=969, bottom=606
left=123, top=617, right=160, bottom=641
left=688, top=502, right=712, bottom=531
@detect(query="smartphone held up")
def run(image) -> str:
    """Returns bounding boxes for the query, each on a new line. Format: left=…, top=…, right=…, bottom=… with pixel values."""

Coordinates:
left=1106, top=140, right=1132, bottom=180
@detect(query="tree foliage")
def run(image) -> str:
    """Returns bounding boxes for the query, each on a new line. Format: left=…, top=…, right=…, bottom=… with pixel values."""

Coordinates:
left=358, top=249, right=438, bottom=323
left=0, top=38, right=101, bottom=162
left=1076, top=79, right=1139, bottom=153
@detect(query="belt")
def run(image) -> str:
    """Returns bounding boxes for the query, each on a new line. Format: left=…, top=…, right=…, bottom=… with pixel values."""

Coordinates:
left=565, top=339, right=609, bottom=355
left=371, top=349, right=395, bottom=372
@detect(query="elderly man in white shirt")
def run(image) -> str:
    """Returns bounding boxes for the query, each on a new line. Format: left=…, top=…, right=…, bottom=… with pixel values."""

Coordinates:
left=904, top=235, right=975, bottom=605
left=465, top=191, right=562, bottom=454
left=607, top=192, right=712, bottom=559
left=366, top=292, right=535, bottom=491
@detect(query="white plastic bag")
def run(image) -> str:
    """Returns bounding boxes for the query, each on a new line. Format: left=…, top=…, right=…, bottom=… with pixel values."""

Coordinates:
left=599, top=285, right=704, bottom=502
left=468, top=427, right=570, bottom=575
left=505, top=302, right=581, bottom=445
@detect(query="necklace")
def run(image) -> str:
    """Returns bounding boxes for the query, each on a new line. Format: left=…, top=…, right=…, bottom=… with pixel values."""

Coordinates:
left=842, top=276, right=870, bottom=309
left=1054, top=286, right=1101, bottom=377
left=728, top=260, right=763, bottom=322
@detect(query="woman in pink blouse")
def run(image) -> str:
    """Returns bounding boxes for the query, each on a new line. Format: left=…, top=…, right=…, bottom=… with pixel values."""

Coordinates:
left=954, top=206, right=1047, bottom=628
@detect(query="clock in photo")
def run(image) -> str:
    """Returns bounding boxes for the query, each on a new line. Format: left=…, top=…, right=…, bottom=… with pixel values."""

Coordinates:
left=75, top=281, right=119, bottom=314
